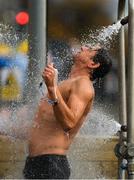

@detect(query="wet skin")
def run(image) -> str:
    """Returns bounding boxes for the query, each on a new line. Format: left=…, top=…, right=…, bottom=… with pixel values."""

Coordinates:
left=28, top=46, right=99, bottom=156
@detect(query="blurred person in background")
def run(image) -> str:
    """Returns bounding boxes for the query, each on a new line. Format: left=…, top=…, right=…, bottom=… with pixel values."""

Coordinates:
left=0, top=40, right=28, bottom=101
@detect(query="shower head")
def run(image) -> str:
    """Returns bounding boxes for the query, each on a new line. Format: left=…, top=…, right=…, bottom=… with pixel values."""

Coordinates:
left=120, top=16, right=128, bottom=26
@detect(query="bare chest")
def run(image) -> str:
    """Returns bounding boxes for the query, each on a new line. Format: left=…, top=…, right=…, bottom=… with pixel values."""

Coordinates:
left=58, top=79, right=72, bottom=101
left=32, top=80, right=72, bottom=129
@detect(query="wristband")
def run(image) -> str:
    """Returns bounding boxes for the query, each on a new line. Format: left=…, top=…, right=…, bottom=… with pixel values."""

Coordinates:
left=45, top=97, right=58, bottom=106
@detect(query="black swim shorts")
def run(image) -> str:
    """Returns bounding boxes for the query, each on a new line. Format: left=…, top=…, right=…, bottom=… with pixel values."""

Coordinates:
left=23, top=154, right=71, bottom=179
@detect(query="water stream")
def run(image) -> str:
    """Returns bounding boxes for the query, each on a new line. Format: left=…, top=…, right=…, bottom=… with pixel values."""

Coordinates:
left=80, top=21, right=121, bottom=49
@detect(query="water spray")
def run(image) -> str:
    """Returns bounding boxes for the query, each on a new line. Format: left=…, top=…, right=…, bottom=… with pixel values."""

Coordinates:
left=39, top=52, right=58, bottom=97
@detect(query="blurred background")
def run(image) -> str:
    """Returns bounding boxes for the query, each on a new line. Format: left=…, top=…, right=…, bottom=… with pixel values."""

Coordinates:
left=0, top=0, right=128, bottom=117
left=0, top=0, right=28, bottom=104
left=0, top=0, right=129, bottom=178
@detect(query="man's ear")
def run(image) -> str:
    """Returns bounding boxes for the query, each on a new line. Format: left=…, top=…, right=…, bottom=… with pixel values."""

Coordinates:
left=88, top=61, right=100, bottom=69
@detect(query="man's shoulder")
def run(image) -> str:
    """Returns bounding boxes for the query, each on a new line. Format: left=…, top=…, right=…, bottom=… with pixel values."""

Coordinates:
left=74, top=76, right=93, bottom=87
left=72, top=76, right=94, bottom=97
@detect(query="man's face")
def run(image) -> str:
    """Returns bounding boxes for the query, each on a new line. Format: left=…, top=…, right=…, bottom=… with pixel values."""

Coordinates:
left=73, top=45, right=98, bottom=64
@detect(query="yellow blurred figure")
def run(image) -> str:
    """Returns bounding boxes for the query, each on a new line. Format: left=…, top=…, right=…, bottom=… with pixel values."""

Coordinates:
left=0, top=44, right=12, bottom=56
left=0, top=73, right=21, bottom=101
left=16, top=40, right=28, bottom=54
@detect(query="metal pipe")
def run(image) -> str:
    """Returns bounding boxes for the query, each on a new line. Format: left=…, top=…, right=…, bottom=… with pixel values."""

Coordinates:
left=118, top=0, right=127, bottom=134
left=120, top=16, right=129, bottom=25
left=117, top=0, right=127, bottom=179
left=127, top=0, right=134, bottom=178
left=27, top=0, right=47, bottom=101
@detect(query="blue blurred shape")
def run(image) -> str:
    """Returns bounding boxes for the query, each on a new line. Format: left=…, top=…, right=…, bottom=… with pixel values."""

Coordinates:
left=0, top=54, right=28, bottom=70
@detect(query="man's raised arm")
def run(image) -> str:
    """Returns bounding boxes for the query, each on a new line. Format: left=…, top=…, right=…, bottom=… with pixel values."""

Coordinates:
left=42, top=64, right=94, bottom=131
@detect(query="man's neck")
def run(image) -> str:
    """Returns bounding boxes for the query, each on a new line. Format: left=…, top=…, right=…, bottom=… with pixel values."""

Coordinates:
left=69, top=65, right=91, bottom=79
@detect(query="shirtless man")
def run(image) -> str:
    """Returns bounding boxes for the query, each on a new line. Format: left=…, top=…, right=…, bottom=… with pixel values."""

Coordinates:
left=23, top=45, right=112, bottom=179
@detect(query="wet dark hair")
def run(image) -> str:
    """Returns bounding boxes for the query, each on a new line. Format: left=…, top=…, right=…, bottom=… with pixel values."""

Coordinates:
left=91, top=48, right=112, bottom=81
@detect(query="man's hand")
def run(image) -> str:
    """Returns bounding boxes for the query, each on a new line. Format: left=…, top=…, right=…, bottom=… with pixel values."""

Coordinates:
left=42, top=63, right=58, bottom=90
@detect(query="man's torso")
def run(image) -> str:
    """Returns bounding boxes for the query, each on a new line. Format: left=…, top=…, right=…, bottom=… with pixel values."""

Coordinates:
left=28, top=77, right=94, bottom=156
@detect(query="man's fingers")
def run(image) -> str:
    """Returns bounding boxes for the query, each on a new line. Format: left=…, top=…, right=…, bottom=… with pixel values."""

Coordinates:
left=43, top=63, right=57, bottom=73
left=47, top=65, right=54, bottom=70
left=45, top=67, right=54, bottom=73
left=42, top=73, right=51, bottom=80
left=42, top=71, right=53, bottom=78
left=42, top=63, right=57, bottom=81
left=44, top=68, right=55, bottom=77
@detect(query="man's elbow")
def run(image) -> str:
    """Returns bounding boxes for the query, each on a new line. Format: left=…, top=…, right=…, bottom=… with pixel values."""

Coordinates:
left=64, top=118, right=77, bottom=131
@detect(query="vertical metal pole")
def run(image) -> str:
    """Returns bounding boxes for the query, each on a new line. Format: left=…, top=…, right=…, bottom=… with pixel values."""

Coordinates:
left=127, top=0, right=134, bottom=179
left=118, top=0, right=127, bottom=136
left=26, top=0, right=47, bottom=106
left=117, top=0, right=127, bottom=179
